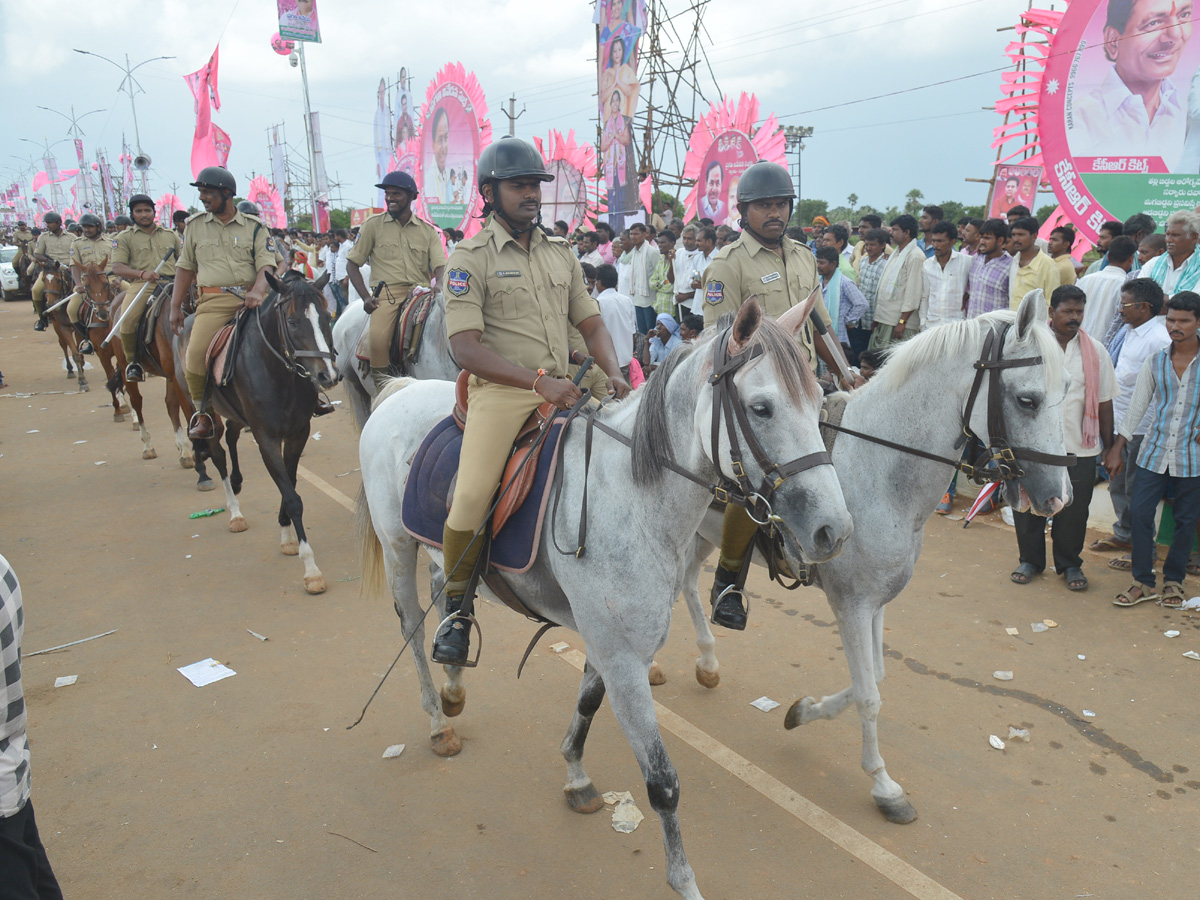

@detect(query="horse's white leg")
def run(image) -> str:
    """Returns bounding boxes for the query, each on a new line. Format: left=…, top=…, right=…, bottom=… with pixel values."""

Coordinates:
left=431, top=564, right=467, bottom=719
left=785, top=685, right=856, bottom=726
left=392, top=551, right=457, bottom=755
left=138, top=421, right=156, bottom=459
left=297, top=540, right=326, bottom=594
left=223, top=475, right=247, bottom=533
left=175, top=426, right=195, bottom=468
left=682, top=536, right=719, bottom=688
left=280, top=524, right=299, bottom=555
left=560, top=661, right=607, bottom=813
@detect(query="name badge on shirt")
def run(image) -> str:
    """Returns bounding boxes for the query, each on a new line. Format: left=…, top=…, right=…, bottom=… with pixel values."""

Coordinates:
left=761, top=272, right=781, bottom=284
left=495, top=270, right=521, bottom=277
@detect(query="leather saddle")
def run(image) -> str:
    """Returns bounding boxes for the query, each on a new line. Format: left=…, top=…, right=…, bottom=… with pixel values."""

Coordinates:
left=205, top=306, right=250, bottom=387
left=355, top=286, right=436, bottom=372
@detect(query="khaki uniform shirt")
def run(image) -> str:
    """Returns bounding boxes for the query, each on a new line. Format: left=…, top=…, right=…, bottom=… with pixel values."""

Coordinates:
left=346, top=212, right=445, bottom=294
left=176, top=211, right=274, bottom=288
left=112, top=225, right=181, bottom=277
left=444, top=218, right=601, bottom=377
left=34, top=230, right=76, bottom=268
left=12, top=229, right=34, bottom=258
left=70, top=235, right=112, bottom=269
left=700, top=231, right=830, bottom=367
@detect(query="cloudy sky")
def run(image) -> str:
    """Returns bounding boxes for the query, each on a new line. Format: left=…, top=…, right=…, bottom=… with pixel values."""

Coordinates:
left=1, top=0, right=1040, bottom=216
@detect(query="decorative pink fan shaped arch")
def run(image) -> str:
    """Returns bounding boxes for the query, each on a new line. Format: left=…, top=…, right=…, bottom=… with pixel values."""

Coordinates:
left=532, top=129, right=606, bottom=232
left=681, top=93, right=787, bottom=226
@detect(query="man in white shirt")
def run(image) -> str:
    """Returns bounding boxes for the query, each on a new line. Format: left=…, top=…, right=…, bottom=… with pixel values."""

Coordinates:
left=577, top=230, right=604, bottom=268
left=624, top=221, right=661, bottom=333
left=671, top=224, right=703, bottom=316
left=1142, top=209, right=1200, bottom=296
left=1079, top=234, right=1137, bottom=335
left=615, top=230, right=633, bottom=297
left=919, top=221, right=971, bottom=330
left=593, top=263, right=637, bottom=379
left=1092, top=277, right=1171, bottom=556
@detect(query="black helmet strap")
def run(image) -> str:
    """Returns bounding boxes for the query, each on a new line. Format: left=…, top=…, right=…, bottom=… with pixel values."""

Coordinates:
left=485, top=180, right=542, bottom=237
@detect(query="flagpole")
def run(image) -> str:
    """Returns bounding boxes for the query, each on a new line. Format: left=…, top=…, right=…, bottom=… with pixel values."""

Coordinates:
left=297, top=43, right=319, bottom=231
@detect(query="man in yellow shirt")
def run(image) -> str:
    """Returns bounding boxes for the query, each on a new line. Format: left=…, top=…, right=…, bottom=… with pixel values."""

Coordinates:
left=1047, top=224, right=1079, bottom=286
left=1009, top=216, right=1060, bottom=307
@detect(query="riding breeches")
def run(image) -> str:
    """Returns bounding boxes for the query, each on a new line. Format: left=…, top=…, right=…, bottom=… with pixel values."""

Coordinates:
left=718, top=504, right=761, bottom=573
left=30, top=275, right=45, bottom=314
left=367, top=283, right=414, bottom=368
left=185, top=292, right=243, bottom=405
left=118, top=281, right=156, bottom=360
left=66, top=291, right=85, bottom=325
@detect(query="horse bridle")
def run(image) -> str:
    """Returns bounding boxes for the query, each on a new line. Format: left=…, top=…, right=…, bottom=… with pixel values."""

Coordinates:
left=256, top=293, right=335, bottom=383
left=820, top=322, right=1076, bottom=484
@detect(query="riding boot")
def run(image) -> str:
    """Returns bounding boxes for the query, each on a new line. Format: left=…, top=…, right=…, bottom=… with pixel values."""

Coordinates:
left=431, top=525, right=484, bottom=666
left=187, top=410, right=215, bottom=440
left=370, top=366, right=391, bottom=393
left=33, top=317, right=46, bottom=332
left=313, top=395, right=335, bottom=416
left=74, top=322, right=94, bottom=355
left=710, top=563, right=749, bottom=631
left=431, top=593, right=473, bottom=666
left=125, top=362, right=145, bottom=382
left=33, top=300, right=46, bottom=331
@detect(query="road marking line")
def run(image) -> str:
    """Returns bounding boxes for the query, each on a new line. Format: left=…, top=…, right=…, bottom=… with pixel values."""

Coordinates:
left=297, top=464, right=356, bottom=513
left=557, top=648, right=962, bottom=900
left=304, top=464, right=961, bottom=900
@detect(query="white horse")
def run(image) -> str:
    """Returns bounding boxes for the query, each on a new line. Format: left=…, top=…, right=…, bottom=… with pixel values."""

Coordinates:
left=357, top=298, right=854, bottom=900
left=679, top=291, right=1072, bottom=825
left=332, top=291, right=458, bottom=430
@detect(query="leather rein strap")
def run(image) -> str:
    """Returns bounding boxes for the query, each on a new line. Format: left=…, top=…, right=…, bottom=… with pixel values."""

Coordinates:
left=256, top=293, right=335, bottom=381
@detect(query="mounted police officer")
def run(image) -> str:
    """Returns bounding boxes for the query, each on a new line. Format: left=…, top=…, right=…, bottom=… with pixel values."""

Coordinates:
left=30, top=212, right=75, bottom=331
left=110, top=193, right=182, bottom=381
left=430, top=136, right=631, bottom=666
left=67, top=212, right=111, bottom=353
left=169, top=166, right=276, bottom=440
left=345, top=170, right=446, bottom=391
left=11, top=220, right=34, bottom=290
left=700, top=160, right=856, bottom=631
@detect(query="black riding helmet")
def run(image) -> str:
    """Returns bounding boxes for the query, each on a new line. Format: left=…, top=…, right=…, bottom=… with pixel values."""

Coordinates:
left=375, top=170, right=418, bottom=195
left=43, top=212, right=61, bottom=226
left=735, top=161, right=796, bottom=244
left=191, top=166, right=237, bottom=194
left=128, top=193, right=155, bottom=211
left=79, top=213, right=102, bottom=228
left=476, top=136, right=553, bottom=235
left=114, top=215, right=134, bottom=227
left=236, top=200, right=261, bottom=216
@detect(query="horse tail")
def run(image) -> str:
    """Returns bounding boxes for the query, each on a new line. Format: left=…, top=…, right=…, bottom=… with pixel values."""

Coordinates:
left=106, top=367, right=124, bottom=395
left=370, top=375, right=415, bottom=412
left=355, top=484, right=388, bottom=606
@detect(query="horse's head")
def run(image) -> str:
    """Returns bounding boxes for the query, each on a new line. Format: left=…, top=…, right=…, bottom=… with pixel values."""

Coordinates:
left=43, top=263, right=68, bottom=297
left=973, top=290, right=1072, bottom=517
left=696, top=296, right=852, bottom=565
left=82, top=259, right=112, bottom=304
left=267, top=270, right=339, bottom=391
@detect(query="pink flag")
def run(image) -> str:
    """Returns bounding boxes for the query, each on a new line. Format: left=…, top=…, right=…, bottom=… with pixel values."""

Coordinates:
left=213, top=124, right=232, bottom=167
left=185, top=46, right=226, bottom=179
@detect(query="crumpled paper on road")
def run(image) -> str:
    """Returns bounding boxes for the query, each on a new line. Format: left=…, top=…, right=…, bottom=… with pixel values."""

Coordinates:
left=602, top=791, right=644, bottom=834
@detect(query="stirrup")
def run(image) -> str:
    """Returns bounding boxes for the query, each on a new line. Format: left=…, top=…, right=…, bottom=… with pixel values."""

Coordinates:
left=187, top=411, right=214, bottom=439
left=125, top=363, right=145, bottom=382
left=430, top=611, right=483, bottom=668
left=710, top=582, right=750, bottom=631
left=78, top=338, right=94, bottom=354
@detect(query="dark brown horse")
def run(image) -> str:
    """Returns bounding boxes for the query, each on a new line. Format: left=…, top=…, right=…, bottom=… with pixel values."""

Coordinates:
left=40, top=264, right=87, bottom=392
left=79, top=261, right=142, bottom=428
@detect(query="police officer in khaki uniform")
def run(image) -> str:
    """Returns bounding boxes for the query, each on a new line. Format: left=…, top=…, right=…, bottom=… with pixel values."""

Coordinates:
left=431, top=136, right=631, bottom=666
left=31, top=212, right=75, bottom=331
left=11, top=221, right=34, bottom=290
left=345, top=170, right=446, bottom=391
left=110, top=194, right=182, bottom=381
left=67, top=213, right=113, bottom=353
left=169, top=166, right=276, bottom=440
left=699, top=161, right=854, bottom=631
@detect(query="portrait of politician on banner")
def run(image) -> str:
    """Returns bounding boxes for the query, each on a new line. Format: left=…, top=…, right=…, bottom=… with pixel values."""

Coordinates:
left=277, top=0, right=320, bottom=43
left=987, top=164, right=1042, bottom=219
left=416, top=63, right=490, bottom=237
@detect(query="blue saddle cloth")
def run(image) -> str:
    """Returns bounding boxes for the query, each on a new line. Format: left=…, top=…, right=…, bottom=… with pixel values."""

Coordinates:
left=401, top=414, right=569, bottom=573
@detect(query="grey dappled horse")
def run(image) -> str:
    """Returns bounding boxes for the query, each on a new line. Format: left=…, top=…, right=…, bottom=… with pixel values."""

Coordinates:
left=356, top=297, right=853, bottom=900
left=679, top=290, right=1071, bottom=824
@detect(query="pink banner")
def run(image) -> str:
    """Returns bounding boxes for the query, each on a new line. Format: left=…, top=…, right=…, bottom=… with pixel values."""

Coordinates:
left=156, top=193, right=185, bottom=229
left=247, top=175, right=287, bottom=228
left=185, top=46, right=228, bottom=179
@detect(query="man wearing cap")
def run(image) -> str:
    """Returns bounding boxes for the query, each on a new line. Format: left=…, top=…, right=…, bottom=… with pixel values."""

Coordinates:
left=346, top=170, right=446, bottom=391
left=429, top=136, right=631, bottom=667
left=67, top=213, right=112, bottom=353
left=110, top=194, right=182, bottom=381
left=700, top=160, right=851, bottom=632
left=10, top=221, right=34, bottom=291
left=30, top=212, right=75, bottom=331
left=170, top=166, right=276, bottom=440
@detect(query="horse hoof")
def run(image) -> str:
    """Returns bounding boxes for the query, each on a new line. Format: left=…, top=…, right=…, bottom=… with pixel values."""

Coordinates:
left=197, top=478, right=215, bottom=492
left=130, top=420, right=140, bottom=432
left=143, top=449, right=157, bottom=460
left=430, top=728, right=461, bottom=757
left=281, top=541, right=299, bottom=556
left=875, top=795, right=918, bottom=825
left=180, top=456, right=195, bottom=470
left=440, top=686, right=466, bottom=718
left=81, top=383, right=90, bottom=392
left=695, top=665, right=720, bottom=689
left=113, top=413, right=125, bottom=423
left=563, top=782, right=604, bottom=814
left=229, top=517, right=248, bottom=533
left=119, top=405, right=131, bottom=415
left=304, top=574, right=327, bottom=594
left=783, top=698, right=814, bottom=730
left=648, top=662, right=667, bottom=685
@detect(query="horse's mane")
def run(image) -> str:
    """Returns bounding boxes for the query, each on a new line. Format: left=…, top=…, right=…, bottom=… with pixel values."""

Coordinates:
left=631, top=316, right=817, bottom=486
left=873, top=310, right=1064, bottom=393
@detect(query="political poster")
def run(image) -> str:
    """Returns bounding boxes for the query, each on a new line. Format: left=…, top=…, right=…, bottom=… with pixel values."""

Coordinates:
left=417, top=63, right=491, bottom=236
left=987, top=164, right=1043, bottom=220
left=1040, top=0, right=1200, bottom=241
left=277, top=0, right=320, bottom=43
left=595, top=0, right=646, bottom=231
left=533, top=130, right=605, bottom=232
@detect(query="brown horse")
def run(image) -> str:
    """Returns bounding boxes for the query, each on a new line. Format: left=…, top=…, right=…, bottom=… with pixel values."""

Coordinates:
left=40, top=264, right=87, bottom=392
left=109, top=279, right=218, bottom=489
left=78, top=261, right=143, bottom=431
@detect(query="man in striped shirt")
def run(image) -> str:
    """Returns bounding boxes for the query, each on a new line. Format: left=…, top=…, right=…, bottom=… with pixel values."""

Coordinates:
left=965, top=218, right=1012, bottom=318
left=1106, top=291, right=1200, bottom=609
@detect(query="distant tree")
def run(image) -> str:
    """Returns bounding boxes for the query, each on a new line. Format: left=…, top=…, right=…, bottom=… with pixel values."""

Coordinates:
left=847, top=193, right=858, bottom=210
left=794, top=198, right=829, bottom=227
left=1035, top=203, right=1059, bottom=225
left=330, top=207, right=353, bottom=230
left=652, top=189, right=685, bottom=221
left=903, top=188, right=924, bottom=216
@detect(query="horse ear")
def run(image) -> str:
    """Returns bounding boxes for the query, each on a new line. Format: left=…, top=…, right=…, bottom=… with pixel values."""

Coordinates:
left=775, top=285, right=820, bottom=339
left=1015, top=288, right=1045, bottom=340
left=727, top=295, right=763, bottom=356
left=265, top=271, right=284, bottom=294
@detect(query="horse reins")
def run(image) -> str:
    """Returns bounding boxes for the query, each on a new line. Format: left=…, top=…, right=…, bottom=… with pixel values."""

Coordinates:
left=256, top=293, right=336, bottom=382
left=819, top=322, right=1075, bottom=484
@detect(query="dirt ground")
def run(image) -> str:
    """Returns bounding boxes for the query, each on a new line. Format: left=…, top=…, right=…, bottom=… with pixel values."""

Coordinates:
left=1, top=298, right=1197, bottom=900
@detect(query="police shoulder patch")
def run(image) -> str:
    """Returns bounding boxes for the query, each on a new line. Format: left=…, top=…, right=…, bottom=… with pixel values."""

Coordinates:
left=447, top=268, right=471, bottom=296
left=705, top=281, right=724, bottom=305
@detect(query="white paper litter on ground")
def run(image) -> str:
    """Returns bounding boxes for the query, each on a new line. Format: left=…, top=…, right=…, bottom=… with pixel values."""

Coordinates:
left=178, top=658, right=236, bottom=687
left=311, top=432, right=322, bottom=441
left=1000, top=507, right=1015, bottom=526
left=94, top=461, right=106, bottom=466
left=54, top=675, right=77, bottom=687
left=989, top=735, right=1005, bottom=750
left=750, top=696, right=780, bottom=712
left=1007, top=726, right=1031, bottom=742
left=602, top=791, right=644, bottom=833
left=1182, top=597, right=1200, bottom=610
left=1031, top=622, right=1049, bottom=633
left=1184, top=651, right=1200, bottom=661
left=1077, top=654, right=1086, bottom=660
left=1005, top=627, right=1019, bottom=636
left=73, top=440, right=87, bottom=444
left=548, top=641, right=570, bottom=653
left=25, top=429, right=38, bottom=434
left=993, top=671, right=1013, bottom=681
left=1043, top=619, right=1058, bottom=628
left=247, top=630, right=268, bottom=642
left=382, top=744, right=405, bottom=759
left=1082, top=709, right=1096, bottom=718
left=1164, top=630, right=1181, bottom=638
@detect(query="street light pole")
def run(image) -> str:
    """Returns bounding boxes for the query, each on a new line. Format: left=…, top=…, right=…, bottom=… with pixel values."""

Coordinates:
left=73, top=50, right=175, bottom=194
left=783, top=125, right=814, bottom=223
left=297, top=43, right=320, bottom=230
left=37, top=106, right=104, bottom=212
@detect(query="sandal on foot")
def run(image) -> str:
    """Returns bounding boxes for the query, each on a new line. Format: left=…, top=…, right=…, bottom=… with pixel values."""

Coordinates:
left=1159, top=582, right=1186, bottom=609
left=1108, top=554, right=1133, bottom=571
left=1187, top=561, right=1200, bottom=576
left=1089, top=536, right=1131, bottom=552
left=1113, top=583, right=1158, bottom=607
left=1063, top=566, right=1088, bottom=591
left=1011, top=562, right=1039, bottom=585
